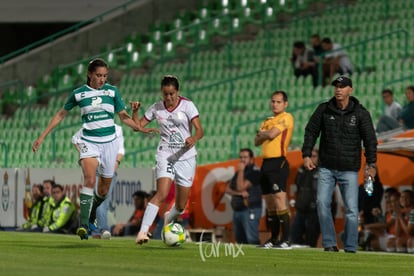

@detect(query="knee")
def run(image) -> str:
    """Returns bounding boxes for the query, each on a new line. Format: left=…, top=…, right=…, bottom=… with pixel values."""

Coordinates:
left=83, top=176, right=96, bottom=188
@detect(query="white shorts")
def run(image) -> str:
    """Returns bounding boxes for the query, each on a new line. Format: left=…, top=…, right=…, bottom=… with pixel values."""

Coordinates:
left=155, top=156, right=196, bottom=187
left=76, top=138, right=118, bottom=178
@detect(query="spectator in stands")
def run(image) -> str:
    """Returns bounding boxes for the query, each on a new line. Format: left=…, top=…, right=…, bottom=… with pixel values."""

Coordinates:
left=32, top=58, right=156, bottom=240
left=43, top=184, right=77, bottom=234
left=18, top=184, right=44, bottom=231
left=225, top=148, right=262, bottom=245
left=376, top=89, right=402, bottom=133
left=72, top=123, right=125, bottom=239
left=310, top=34, right=324, bottom=57
left=290, top=148, right=320, bottom=247
left=291, top=41, right=318, bottom=87
left=394, top=189, right=414, bottom=252
left=111, top=191, right=148, bottom=236
left=362, top=187, right=399, bottom=251
left=321, top=37, right=353, bottom=85
left=398, top=85, right=414, bottom=129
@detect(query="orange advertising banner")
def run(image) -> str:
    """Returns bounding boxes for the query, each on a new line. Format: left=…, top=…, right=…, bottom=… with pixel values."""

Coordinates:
left=188, top=149, right=414, bottom=233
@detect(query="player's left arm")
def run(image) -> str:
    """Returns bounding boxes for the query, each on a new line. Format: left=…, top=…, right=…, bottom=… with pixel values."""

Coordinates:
left=186, top=117, right=204, bottom=148
left=256, top=127, right=282, bottom=144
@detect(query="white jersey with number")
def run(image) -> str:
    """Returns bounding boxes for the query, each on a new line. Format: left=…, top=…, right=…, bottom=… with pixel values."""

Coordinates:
left=144, top=96, right=199, bottom=161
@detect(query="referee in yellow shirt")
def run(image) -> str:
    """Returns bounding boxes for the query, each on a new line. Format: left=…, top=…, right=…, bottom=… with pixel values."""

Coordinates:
left=255, top=91, right=294, bottom=249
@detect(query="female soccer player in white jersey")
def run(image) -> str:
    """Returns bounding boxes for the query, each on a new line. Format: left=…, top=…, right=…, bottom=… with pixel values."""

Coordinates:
left=32, top=58, right=156, bottom=240
left=132, top=75, right=204, bottom=244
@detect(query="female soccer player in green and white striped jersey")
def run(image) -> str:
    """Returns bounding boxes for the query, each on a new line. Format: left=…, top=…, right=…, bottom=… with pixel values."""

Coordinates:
left=32, top=58, right=157, bottom=240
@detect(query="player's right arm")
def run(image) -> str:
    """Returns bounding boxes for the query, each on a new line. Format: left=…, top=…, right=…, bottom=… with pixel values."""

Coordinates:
left=32, top=108, right=67, bottom=152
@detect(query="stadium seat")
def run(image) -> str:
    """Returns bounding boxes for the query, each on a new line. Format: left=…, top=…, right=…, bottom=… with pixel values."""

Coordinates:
left=161, top=41, right=176, bottom=60
left=126, top=51, right=142, bottom=69
left=105, top=50, right=119, bottom=68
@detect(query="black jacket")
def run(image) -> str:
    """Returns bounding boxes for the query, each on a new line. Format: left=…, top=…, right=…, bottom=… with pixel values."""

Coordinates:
left=302, top=96, right=377, bottom=171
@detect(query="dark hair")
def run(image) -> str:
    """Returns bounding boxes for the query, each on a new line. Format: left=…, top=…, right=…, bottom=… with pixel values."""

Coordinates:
left=87, top=58, right=108, bottom=85
left=382, top=89, right=393, bottom=96
left=43, top=179, right=56, bottom=187
left=406, top=85, right=414, bottom=93
left=240, top=148, right=254, bottom=158
left=321, top=37, right=332, bottom=44
left=384, top=187, right=399, bottom=196
left=293, top=41, right=305, bottom=49
left=401, top=189, right=414, bottom=202
left=133, top=190, right=148, bottom=199
left=33, top=184, right=43, bottom=193
left=161, top=75, right=179, bottom=90
left=52, top=184, right=64, bottom=191
left=272, top=90, right=288, bottom=102
left=311, top=34, right=320, bottom=39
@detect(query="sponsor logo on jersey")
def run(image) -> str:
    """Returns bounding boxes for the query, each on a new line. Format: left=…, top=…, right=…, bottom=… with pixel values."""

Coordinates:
left=168, top=131, right=185, bottom=148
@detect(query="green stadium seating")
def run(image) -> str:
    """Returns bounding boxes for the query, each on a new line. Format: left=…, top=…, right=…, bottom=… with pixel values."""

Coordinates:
left=2, top=0, right=414, bottom=168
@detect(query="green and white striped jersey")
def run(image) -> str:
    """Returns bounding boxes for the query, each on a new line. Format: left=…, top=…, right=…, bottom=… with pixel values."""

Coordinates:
left=64, top=83, right=126, bottom=143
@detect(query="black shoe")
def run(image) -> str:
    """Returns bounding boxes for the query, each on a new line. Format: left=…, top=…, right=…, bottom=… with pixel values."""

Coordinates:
left=257, top=239, right=277, bottom=249
left=345, top=250, right=356, bottom=253
left=324, top=246, right=339, bottom=252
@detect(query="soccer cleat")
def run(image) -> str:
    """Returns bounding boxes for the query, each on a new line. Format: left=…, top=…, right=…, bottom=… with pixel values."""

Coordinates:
left=135, top=231, right=149, bottom=245
left=88, top=221, right=97, bottom=233
left=77, top=226, right=89, bottom=240
left=257, top=239, right=276, bottom=249
left=101, top=230, right=111, bottom=240
left=324, top=246, right=339, bottom=252
left=272, top=241, right=292, bottom=250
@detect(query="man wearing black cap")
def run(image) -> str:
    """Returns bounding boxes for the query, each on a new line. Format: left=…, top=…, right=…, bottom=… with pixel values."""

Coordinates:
left=301, top=76, right=377, bottom=253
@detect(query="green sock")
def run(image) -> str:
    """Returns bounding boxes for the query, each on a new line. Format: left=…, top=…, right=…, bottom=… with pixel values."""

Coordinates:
left=79, top=193, right=93, bottom=226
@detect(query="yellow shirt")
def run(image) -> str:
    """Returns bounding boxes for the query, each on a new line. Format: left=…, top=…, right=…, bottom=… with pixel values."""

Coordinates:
left=259, top=112, right=294, bottom=158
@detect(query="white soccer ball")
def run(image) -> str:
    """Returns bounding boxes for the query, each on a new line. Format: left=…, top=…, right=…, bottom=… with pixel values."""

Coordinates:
left=162, top=222, right=186, bottom=247
left=101, top=230, right=111, bottom=240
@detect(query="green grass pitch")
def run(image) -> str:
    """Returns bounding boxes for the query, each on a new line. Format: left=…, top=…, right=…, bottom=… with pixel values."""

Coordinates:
left=0, top=232, right=412, bottom=276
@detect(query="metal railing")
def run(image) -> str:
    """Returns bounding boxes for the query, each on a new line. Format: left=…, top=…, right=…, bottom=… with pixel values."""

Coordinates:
left=382, top=73, right=414, bottom=89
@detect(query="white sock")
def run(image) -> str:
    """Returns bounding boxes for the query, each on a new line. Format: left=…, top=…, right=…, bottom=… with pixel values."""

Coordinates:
left=81, top=187, right=94, bottom=196
left=139, top=202, right=159, bottom=233
left=166, top=204, right=183, bottom=224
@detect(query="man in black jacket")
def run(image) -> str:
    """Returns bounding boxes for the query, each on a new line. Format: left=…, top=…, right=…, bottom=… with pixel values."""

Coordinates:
left=301, top=76, right=377, bottom=253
